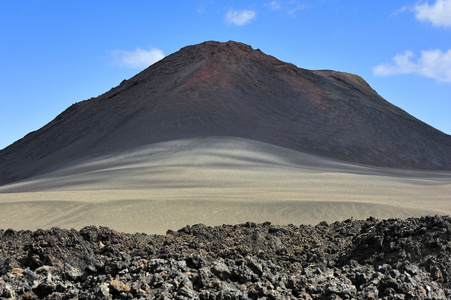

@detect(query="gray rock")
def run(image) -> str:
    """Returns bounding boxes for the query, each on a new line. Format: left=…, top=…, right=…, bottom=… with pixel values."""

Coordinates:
left=211, top=261, right=231, bottom=280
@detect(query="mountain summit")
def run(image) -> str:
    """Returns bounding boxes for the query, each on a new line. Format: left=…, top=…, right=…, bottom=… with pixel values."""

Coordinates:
left=1, top=41, right=450, bottom=185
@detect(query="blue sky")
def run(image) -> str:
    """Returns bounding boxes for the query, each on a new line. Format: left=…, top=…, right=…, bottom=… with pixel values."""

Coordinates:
left=1, top=0, right=450, bottom=150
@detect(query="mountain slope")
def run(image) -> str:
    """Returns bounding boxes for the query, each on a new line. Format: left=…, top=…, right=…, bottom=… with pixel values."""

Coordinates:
left=1, top=41, right=450, bottom=185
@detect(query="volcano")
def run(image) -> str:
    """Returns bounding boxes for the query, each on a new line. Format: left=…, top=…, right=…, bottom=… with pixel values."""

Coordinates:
left=1, top=41, right=450, bottom=186
left=1, top=41, right=451, bottom=233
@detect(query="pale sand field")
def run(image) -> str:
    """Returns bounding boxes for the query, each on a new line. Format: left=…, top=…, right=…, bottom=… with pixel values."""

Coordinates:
left=1, top=137, right=450, bottom=234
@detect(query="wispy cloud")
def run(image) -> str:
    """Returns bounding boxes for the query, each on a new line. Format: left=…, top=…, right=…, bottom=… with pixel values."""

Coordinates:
left=264, top=0, right=307, bottom=16
left=373, top=49, right=451, bottom=83
left=389, top=5, right=413, bottom=18
left=110, top=47, right=165, bottom=69
left=414, top=0, right=451, bottom=27
left=286, top=0, right=307, bottom=16
left=225, top=9, right=256, bottom=26
left=266, top=0, right=283, bottom=11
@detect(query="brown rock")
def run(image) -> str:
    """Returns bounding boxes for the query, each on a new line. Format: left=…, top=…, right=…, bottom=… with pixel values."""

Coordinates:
left=110, top=280, right=131, bottom=292
left=11, top=268, right=24, bottom=274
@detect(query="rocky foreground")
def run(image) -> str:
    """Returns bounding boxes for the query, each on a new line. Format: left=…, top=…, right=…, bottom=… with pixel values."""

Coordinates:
left=0, top=216, right=450, bottom=299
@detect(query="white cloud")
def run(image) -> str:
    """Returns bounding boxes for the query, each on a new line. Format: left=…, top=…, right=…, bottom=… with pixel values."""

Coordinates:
left=225, top=9, right=256, bottom=26
left=264, top=0, right=306, bottom=16
left=110, top=47, right=165, bottom=69
left=373, top=51, right=417, bottom=75
left=414, top=0, right=451, bottom=27
left=265, top=1, right=282, bottom=10
left=373, top=49, right=451, bottom=83
left=286, top=0, right=307, bottom=16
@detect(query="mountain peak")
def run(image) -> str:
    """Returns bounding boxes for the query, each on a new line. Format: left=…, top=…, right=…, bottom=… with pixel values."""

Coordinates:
left=1, top=41, right=450, bottom=185
left=183, top=40, right=259, bottom=57
left=196, top=40, right=256, bottom=51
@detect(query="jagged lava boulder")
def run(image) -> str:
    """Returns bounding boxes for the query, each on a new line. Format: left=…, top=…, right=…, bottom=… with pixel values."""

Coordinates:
left=0, top=216, right=450, bottom=299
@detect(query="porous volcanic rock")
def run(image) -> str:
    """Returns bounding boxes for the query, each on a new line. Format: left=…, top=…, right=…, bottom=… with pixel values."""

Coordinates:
left=1, top=216, right=450, bottom=299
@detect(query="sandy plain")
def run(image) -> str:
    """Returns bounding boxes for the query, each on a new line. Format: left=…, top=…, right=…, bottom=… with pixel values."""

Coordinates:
left=0, top=137, right=450, bottom=234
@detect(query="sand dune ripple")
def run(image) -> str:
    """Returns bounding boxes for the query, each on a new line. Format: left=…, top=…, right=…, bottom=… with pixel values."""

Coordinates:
left=1, top=137, right=450, bottom=234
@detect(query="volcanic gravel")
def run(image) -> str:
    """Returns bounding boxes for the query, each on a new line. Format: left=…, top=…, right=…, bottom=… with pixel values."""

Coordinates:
left=1, top=216, right=450, bottom=299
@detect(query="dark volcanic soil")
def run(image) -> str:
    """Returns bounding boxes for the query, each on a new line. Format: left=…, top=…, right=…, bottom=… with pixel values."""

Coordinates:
left=2, top=41, right=451, bottom=186
left=1, top=216, right=450, bottom=299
